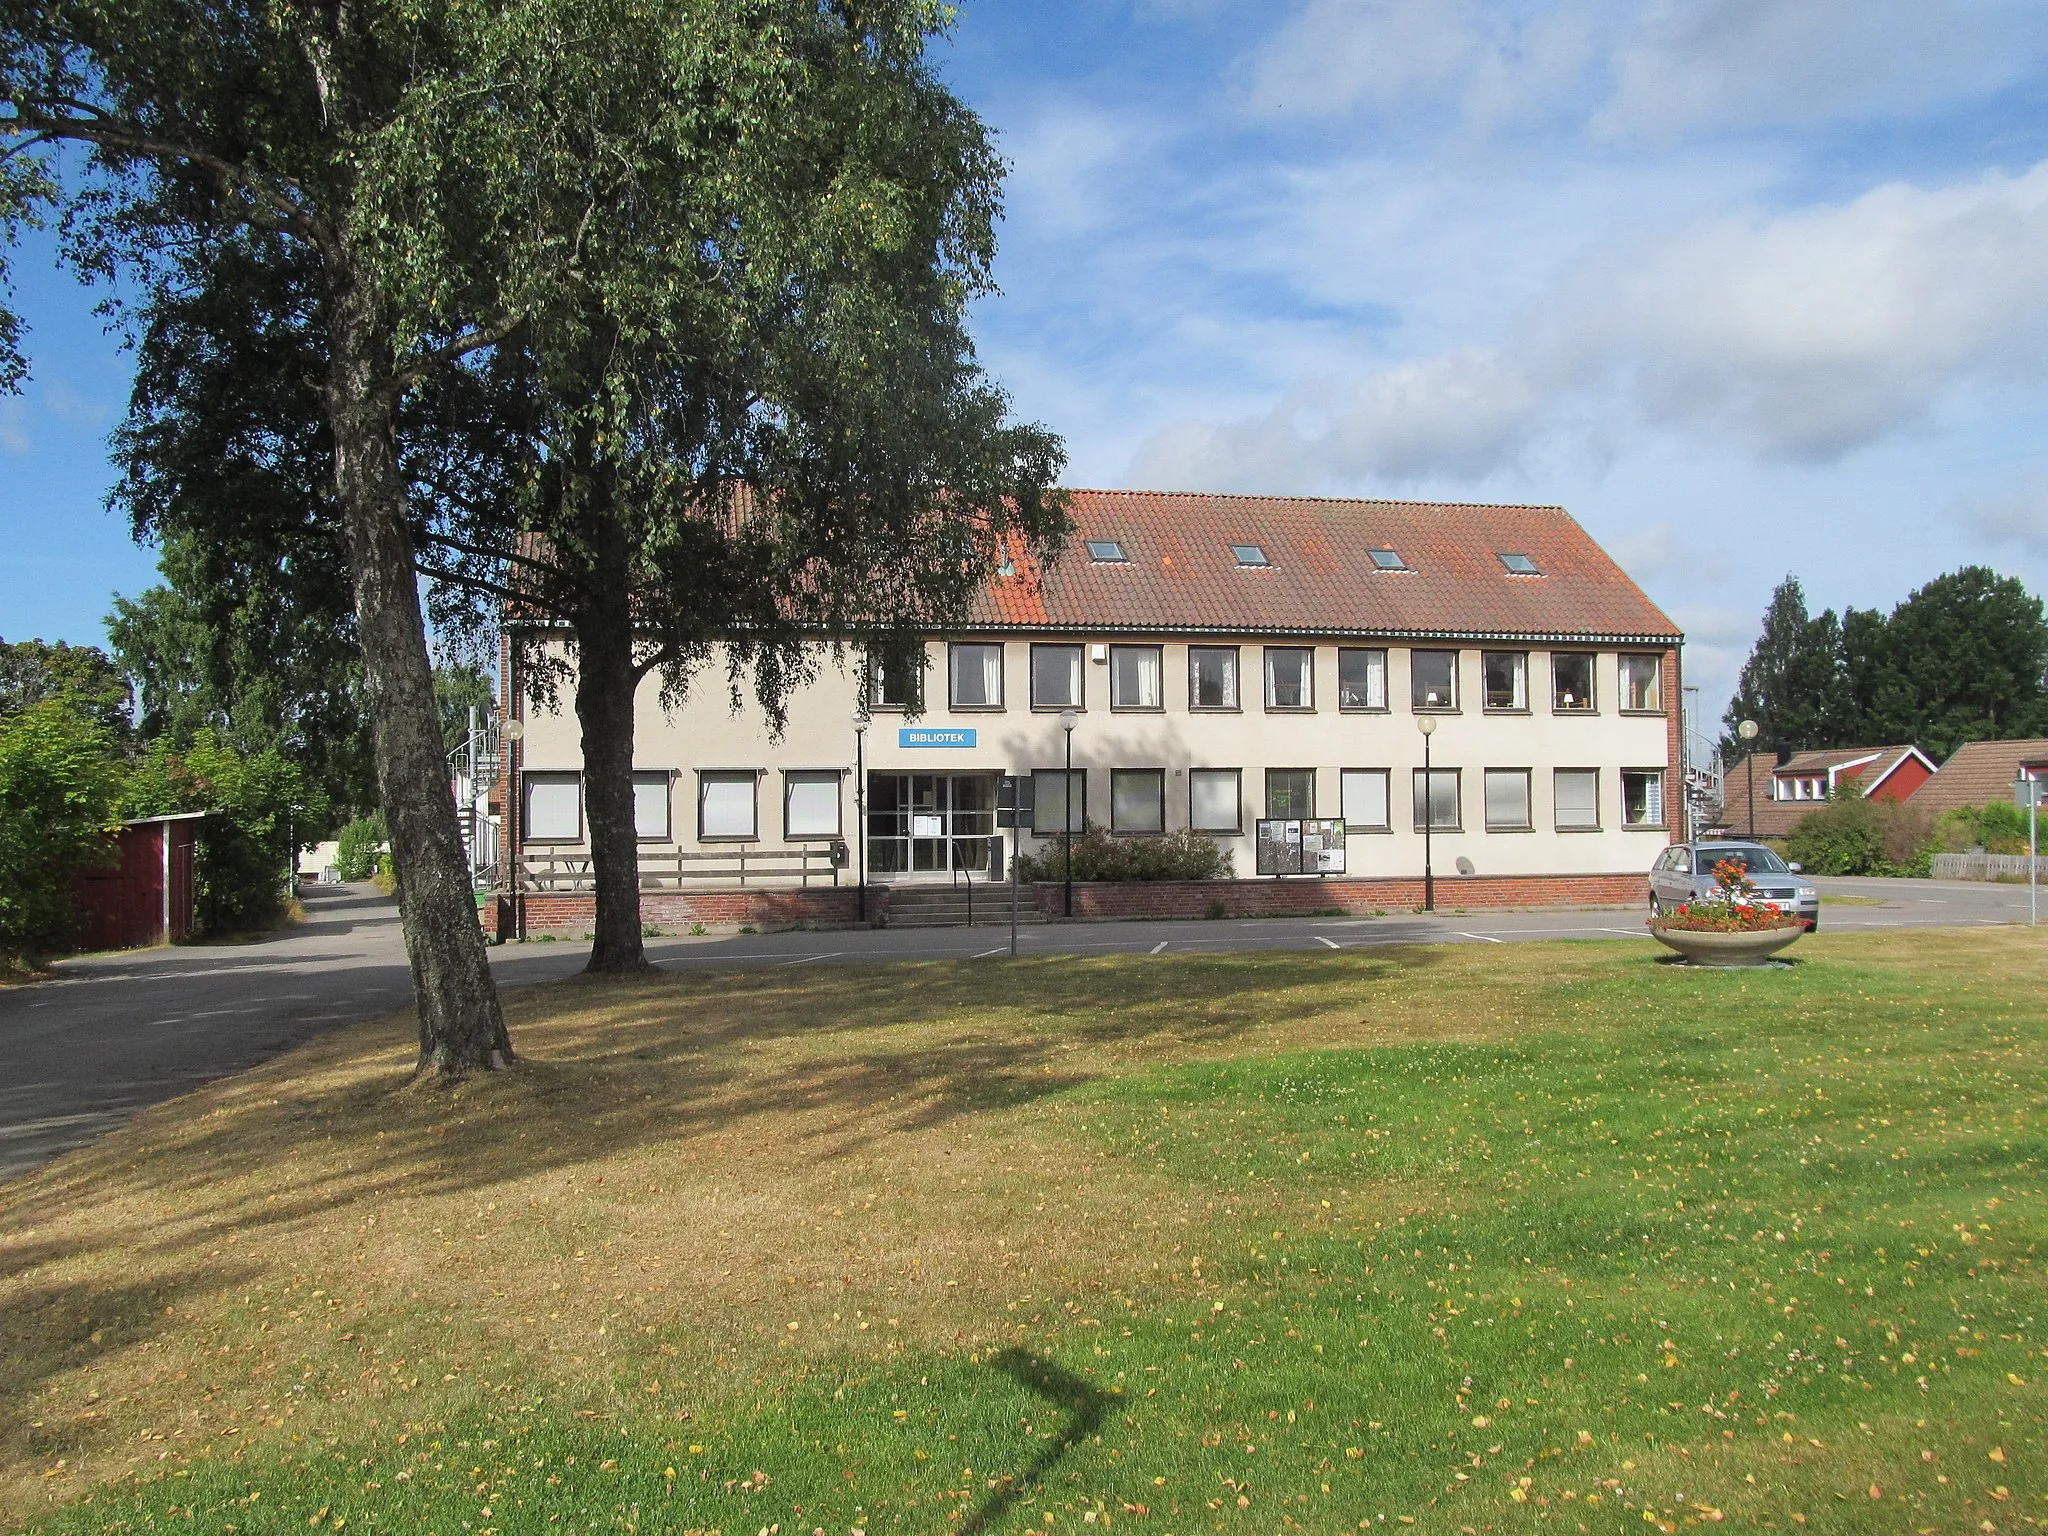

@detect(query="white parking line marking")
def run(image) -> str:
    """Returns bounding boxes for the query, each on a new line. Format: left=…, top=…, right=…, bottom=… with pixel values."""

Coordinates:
left=1596, top=927, right=1653, bottom=937
left=1456, top=931, right=1506, bottom=943
left=973, top=945, right=1008, bottom=958
left=1315, top=936, right=1341, bottom=949
left=777, top=952, right=843, bottom=967
left=1150, top=941, right=1170, bottom=954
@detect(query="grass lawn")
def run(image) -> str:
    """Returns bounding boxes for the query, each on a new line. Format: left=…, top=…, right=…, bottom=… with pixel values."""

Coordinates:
left=4, top=930, right=2047, bottom=1535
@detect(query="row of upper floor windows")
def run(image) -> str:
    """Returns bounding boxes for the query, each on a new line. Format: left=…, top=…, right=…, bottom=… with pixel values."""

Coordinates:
left=869, top=643, right=1666, bottom=716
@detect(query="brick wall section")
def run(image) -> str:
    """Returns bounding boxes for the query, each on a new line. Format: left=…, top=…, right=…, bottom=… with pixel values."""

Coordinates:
left=1033, top=872, right=1647, bottom=921
left=520, top=886, right=887, bottom=935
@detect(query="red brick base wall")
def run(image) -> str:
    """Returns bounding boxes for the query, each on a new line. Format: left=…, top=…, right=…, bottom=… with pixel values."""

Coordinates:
left=1033, top=873, right=1647, bottom=920
left=518, top=886, right=885, bottom=936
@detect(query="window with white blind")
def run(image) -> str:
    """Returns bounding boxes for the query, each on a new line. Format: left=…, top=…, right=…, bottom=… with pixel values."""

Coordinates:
left=1483, top=768, right=1532, bottom=830
left=1554, top=768, right=1600, bottom=830
left=1031, top=769, right=1086, bottom=834
left=698, top=771, right=759, bottom=840
left=1031, top=645, right=1083, bottom=709
left=1111, top=769, right=1165, bottom=833
left=633, top=771, right=671, bottom=841
left=1110, top=646, right=1163, bottom=710
left=1412, top=768, right=1461, bottom=831
left=1340, top=768, right=1391, bottom=832
left=1189, top=769, right=1241, bottom=832
left=522, top=773, right=582, bottom=842
left=1623, top=769, right=1665, bottom=827
left=949, top=643, right=1003, bottom=709
left=783, top=771, right=842, bottom=839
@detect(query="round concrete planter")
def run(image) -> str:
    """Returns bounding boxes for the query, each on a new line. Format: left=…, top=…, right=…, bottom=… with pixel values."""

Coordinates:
left=1648, top=920, right=1806, bottom=967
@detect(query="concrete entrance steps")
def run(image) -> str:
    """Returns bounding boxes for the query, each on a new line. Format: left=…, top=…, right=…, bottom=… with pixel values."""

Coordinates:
left=885, top=883, right=1046, bottom=928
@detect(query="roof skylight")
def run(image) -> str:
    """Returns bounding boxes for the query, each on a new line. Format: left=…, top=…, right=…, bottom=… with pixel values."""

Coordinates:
left=1084, top=539, right=1128, bottom=563
left=1230, top=543, right=1270, bottom=567
left=1367, top=548, right=1409, bottom=571
left=1498, top=552, right=1542, bottom=575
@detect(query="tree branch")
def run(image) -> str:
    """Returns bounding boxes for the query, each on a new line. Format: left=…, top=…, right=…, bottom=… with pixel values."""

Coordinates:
left=387, top=313, right=526, bottom=397
left=412, top=558, right=531, bottom=607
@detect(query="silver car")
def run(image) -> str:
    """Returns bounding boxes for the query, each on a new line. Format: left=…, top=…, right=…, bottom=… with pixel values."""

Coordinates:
left=1649, top=841, right=1820, bottom=930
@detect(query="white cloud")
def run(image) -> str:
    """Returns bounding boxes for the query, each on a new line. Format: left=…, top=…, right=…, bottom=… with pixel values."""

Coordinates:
left=1128, top=161, right=2048, bottom=487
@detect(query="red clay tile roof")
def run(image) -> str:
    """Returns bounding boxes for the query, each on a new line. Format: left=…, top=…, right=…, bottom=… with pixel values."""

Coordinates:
left=974, top=490, right=1679, bottom=641
left=1908, top=738, right=2048, bottom=814
left=1714, top=746, right=1928, bottom=837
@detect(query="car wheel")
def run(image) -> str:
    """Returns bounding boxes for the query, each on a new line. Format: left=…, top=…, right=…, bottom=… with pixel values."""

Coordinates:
left=1649, top=895, right=1664, bottom=918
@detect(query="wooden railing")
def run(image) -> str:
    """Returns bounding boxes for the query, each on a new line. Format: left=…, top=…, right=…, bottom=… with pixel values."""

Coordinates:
left=513, top=845, right=842, bottom=892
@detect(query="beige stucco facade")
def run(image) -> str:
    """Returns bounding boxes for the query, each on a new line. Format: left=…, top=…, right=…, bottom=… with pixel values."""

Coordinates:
left=508, top=635, right=1683, bottom=885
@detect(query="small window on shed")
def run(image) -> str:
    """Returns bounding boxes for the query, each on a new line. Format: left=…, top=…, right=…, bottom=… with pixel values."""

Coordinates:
left=1230, top=543, right=1269, bottom=567
left=1499, top=552, right=1541, bottom=575
left=1084, top=539, right=1128, bottom=563
left=1368, top=548, right=1409, bottom=571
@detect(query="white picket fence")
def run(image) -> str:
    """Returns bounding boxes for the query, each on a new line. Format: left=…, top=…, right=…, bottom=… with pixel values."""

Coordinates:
left=1931, top=852, right=2048, bottom=881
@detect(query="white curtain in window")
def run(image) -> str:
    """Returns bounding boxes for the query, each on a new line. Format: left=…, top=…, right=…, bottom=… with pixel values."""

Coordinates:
left=1032, top=647, right=1081, bottom=708
left=785, top=772, right=840, bottom=837
left=1113, top=648, right=1161, bottom=708
left=1189, top=769, right=1239, bottom=831
left=632, top=773, right=670, bottom=839
left=1625, top=771, right=1664, bottom=825
left=1554, top=769, right=1599, bottom=829
left=952, top=645, right=1001, bottom=707
left=523, top=775, right=581, bottom=840
left=700, top=773, right=757, bottom=838
left=1266, top=649, right=1311, bottom=708
left=1484, top=769, right=1531, bottom=829
left=1340, top=769, right=1389, bottom=830
left=1341, top=649, right=1385, bottom=710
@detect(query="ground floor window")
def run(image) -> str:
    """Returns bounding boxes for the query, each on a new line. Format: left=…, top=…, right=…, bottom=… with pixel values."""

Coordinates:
left=1412, top=768, right=1461, bottom=831
left=1265, top=768, right=1315, bottom=818
left=1189, top=768, right=1240, bottom=832
left=698, top=771, right=759, bottom=841
left=633, top=771, right=671, bottom=840
left=1622, top=769, right=1665, bottom=827
left=1030, top=768, right=1086, bottom=836
left=1111, top=768, right=1165, bottom=833
left=1554, top=768, right=1600, bottom=830
left=522, top=772, right=581, bottom=842
left=784, top=770, right=842, bottom=840
left=1483, top=768, right=1532, bottom=830
left=1340, top=768, right=1390, bottom=831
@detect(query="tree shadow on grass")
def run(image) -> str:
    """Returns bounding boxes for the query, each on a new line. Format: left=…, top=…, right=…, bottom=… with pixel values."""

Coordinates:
left=960, top=1349, right=1111, bottom=1536
left=2, top=947, right=1450, bottom=1276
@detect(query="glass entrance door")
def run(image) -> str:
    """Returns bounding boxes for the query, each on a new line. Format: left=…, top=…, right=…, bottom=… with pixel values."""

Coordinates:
left=868, top=773, right=997, bottom=878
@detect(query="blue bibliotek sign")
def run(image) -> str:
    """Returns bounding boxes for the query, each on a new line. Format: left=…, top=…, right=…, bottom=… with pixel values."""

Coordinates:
left=899, top=727, right=977, bottom=748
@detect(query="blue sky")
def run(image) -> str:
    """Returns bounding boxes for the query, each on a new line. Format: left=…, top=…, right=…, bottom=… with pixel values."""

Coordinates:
left=6, top=0, right=2048, bottom=735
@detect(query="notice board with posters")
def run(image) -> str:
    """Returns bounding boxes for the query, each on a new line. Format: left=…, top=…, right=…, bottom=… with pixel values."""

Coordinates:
left=1254, top=818, right=1347, bottom=875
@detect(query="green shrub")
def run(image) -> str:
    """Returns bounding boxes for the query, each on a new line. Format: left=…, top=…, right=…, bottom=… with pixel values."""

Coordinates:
left=0, top=699, right=123, bottom=960
left=1016, top=825, right=1236, bottom=883
left=335, top=813, right=388, bottom=881
left=1787, top=792, right=1934, bottom=876
left=1934, top=800, right=2034, bottom=856
left=121, top=729, right=326, bottom=935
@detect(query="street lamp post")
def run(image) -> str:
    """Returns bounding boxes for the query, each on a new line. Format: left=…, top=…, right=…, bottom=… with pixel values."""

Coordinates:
left=1738, top=718, right=1760, bottom=838
left=1417, top=713, right=1438, bottom=912
left=851, top=711, right=868, bottom=924
left=1058, top=709, right=1078, bottom=918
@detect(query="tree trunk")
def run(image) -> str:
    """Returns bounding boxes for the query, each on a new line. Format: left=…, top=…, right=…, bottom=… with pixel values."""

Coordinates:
left=574, top=515, right=650, bottom=973
left=326, top=257, right=513, bottom=1074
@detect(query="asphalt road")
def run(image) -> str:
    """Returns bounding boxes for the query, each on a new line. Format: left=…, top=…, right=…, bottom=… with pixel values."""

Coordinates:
left=0, top=874, right=2037, bottom=1184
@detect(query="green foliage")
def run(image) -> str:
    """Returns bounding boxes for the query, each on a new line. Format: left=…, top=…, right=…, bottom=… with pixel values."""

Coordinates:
left=433, top=664, right=494, bottom=756
left=0, top=699, right=122, bottom=959
left=334, top=813, right=388, bottom=882
left=1725, top=566, right=2048, bottom=760
left=1016, top=825, right=1235, bottom=883
left=0, top=635, right=133, bottom=739
left=1934, top=800, right=2036, bottom=856
left=121, top=729, right=325, bottom=936
left=1786, top=793, right=1937, bottom=876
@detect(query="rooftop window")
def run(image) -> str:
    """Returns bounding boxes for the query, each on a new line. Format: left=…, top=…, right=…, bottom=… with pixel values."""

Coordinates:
left=1230, top=543, right=1270, bottom=567
left=1084, top=539, right=1128, bottom=563
left=1498, top=552, right=1541, bottom=575
left=1367, top=548, right=1409, bottom=571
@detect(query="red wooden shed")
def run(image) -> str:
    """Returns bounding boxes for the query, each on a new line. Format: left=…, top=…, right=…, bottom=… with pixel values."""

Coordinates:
left=72, top=812, right=204, bottom=952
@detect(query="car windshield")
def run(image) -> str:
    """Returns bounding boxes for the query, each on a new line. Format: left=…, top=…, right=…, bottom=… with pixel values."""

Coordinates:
left=1697, top=846, right=1790, bottom=877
